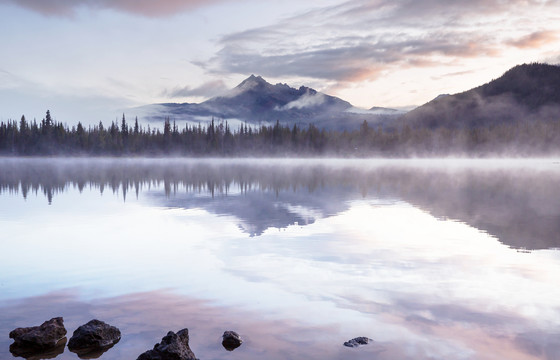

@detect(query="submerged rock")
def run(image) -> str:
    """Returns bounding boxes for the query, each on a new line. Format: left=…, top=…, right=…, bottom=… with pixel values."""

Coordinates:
left=9, top=336, right=66, bottom=360
left=343, top=336, right=373, bottom=348
left=68, top=319, right=121, bottom=358
left=9, top=317, right=67, bottom=351
left=222, top=331, right=242, bottom=351
left=136, top=328, right=197, bottom=360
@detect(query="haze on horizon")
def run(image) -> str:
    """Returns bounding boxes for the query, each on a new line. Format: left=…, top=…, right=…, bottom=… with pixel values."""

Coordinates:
left=0, top=0, right=559, bottom=125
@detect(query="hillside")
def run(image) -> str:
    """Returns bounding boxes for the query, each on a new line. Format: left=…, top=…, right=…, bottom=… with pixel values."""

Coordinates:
left=402, top=63, right=560, bottom=129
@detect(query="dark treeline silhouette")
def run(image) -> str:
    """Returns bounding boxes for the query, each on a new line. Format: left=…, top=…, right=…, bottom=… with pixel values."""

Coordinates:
left=1, top=110, right=560, bottom=156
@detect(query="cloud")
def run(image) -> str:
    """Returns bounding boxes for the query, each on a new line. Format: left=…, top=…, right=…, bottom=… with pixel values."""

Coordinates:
left=210, top=33, right=499, bottom=82
left=431, top=69, right=477, bottom=80
left=0, top=0, right=233, bottom=17
left=276, top=91, right=326, bottom=110
left=163, top=80, right=228, bottom=98
left=204, top=0, right=560, bottom=86
left=334, top=0, right=546, bottom=24
left=212, top=44, right=381, bottom=82
left=509, top=31, right=558, bottom=49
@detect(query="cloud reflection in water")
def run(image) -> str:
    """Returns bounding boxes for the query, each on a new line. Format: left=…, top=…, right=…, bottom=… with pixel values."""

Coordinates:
left=1, top=158, right=560, bottom=360
left=2, top=288, right=559, bottom=360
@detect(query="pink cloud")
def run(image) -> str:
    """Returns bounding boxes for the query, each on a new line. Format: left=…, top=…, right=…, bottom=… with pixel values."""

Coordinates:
left=509, top=31, right=558, bottom=49
left=1, top=0, right=233, bottom=17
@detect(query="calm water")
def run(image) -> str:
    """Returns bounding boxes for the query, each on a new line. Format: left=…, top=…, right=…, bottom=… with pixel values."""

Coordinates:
left=1, top=158, right=559, bottom=360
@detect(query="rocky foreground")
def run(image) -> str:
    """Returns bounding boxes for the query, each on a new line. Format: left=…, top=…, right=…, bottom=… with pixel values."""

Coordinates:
left=9, top=317, right=371, bottom=359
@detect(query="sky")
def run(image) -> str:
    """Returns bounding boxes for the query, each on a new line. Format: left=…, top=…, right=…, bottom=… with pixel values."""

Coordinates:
left=1, top=0, right=559, bottom=125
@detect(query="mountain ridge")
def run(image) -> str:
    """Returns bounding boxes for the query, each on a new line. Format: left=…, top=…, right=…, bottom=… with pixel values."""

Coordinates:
left=402, top=63, right=560, bottom=129
left=139, top=63, right=560, bottom=132
left=138, top=75, right=402, bottom=130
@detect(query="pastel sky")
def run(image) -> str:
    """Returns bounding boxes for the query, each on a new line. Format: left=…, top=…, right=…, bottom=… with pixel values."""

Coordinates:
left=1, top=0, right=559, bottom=125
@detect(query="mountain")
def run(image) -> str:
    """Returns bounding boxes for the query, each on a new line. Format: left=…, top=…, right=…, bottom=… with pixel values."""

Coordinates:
left=138, top=75, right=403, bottom=130
left=202, top=74, right=352, bottom=121
left=402, top=63, right=560, bottom=129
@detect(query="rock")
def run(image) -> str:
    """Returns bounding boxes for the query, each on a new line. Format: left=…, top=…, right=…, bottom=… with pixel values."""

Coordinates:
left=68, top=319, right=121, bottom=358
left=9, top=317, right=67, bottom=351
left=221, top=330, right=242, bottom=351
left=343, top=336, right=373, bottom=348
left=9, top=337, right=66, bottom=360
left=136, top=329, right=197, bottom=360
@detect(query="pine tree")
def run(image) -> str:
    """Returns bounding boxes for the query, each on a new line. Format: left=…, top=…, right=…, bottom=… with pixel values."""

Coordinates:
left=45, top=110, right=53, bottom=128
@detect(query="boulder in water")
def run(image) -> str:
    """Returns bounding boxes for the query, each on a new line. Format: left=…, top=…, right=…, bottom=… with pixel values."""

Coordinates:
left=343, top=336, right=373, bottom=347
left=136, top=328, right=197, bottom=360
left=9, top=317, right=67, bottom=351
left=9, top=336, right=66, bottom=360
left=221, top=330, right=242, bottom=351
left=68, top=319, right=121, bottom=357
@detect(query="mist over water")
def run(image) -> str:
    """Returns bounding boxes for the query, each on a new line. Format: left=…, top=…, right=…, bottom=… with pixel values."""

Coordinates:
left=1, top=158, right=560, bottom=360
left=2, top=157, right=559, bottom=248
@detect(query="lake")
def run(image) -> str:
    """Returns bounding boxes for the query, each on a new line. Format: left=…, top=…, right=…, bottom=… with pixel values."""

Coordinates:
left=1, top=158, right=559, bottom=360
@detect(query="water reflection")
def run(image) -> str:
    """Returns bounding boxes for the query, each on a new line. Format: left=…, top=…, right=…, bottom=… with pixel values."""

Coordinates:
left=10, top=337, right=67, bottom=360
left=2, top=288, right=559, bottom=360
left=0, top=290, right=386, bottom=360
left=1, top=158, right=560, bottom=360
left=1, top=158, right=559, bottom=248
left=68, top=342, right=118, bottom=359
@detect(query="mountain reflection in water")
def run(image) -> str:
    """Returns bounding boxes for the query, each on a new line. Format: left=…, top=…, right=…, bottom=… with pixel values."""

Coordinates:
left=1, top=158, right=560, bottom=360
left=1, top=158, right=559, bottom=248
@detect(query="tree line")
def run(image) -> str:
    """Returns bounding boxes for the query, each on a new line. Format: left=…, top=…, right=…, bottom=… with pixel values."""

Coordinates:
left=1, top=110, right=559, bottom=156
